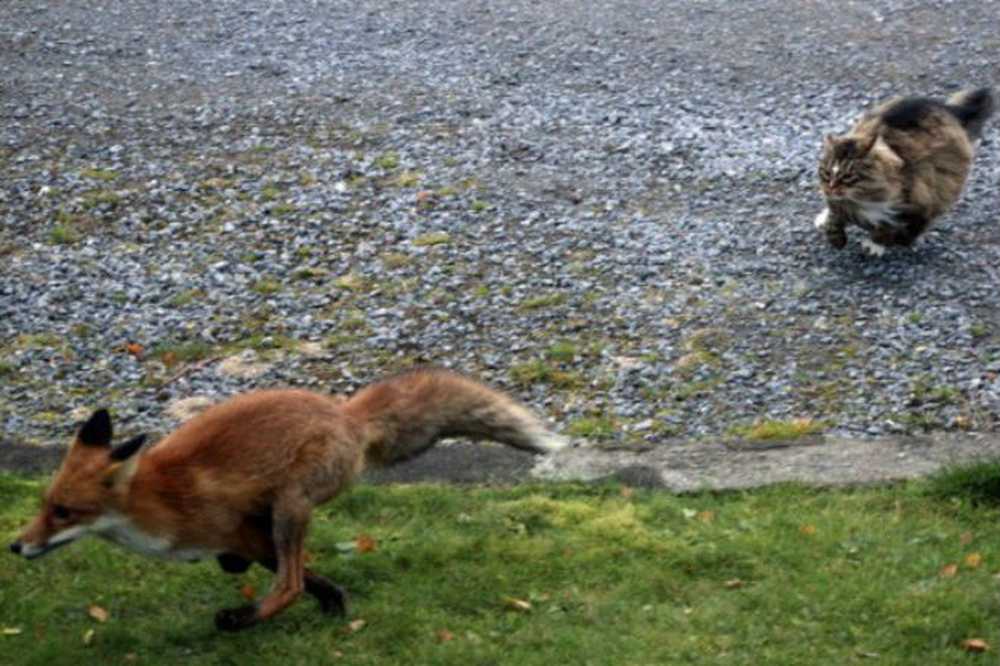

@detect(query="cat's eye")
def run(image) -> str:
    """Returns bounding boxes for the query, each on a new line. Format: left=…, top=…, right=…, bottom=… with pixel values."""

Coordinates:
left=51, top=504, right=71, bottom=520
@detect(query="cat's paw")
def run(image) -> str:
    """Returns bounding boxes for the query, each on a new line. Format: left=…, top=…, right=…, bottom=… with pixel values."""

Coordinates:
left=859, top=237, right=887, bottom=257
left=814, top=209, right=831, bottom=231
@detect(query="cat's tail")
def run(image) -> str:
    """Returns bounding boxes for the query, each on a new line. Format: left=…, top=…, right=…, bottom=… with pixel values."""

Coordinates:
left=946, top=87, right=995, bottom=141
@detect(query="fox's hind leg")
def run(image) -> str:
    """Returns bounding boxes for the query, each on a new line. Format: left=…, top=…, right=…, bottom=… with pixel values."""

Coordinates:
left=215, top=494, right=311, bottom=631
left=258, top=558, right=348, bottom=615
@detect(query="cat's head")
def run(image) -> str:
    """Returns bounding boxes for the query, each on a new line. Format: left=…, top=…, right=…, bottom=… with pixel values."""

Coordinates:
left=817, top=132, right=880, bottom=200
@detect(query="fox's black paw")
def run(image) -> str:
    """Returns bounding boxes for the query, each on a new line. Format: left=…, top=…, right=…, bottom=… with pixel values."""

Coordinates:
left=317, top=584, right=348, bottom=616
left=216, top=553, right=252, bottom=574
left=214, top=605, right=258, bottom=632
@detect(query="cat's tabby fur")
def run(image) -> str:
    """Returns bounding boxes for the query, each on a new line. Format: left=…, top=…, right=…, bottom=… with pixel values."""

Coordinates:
left=815, top=87, right=995, bottom=255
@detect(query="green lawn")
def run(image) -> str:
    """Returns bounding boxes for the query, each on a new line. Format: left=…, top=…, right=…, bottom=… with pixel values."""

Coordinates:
left=1, top=467, right=998, bottom=665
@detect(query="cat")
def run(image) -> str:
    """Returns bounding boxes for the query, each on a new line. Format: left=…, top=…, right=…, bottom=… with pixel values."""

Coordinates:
left=814, top=87, right=995, bottom=256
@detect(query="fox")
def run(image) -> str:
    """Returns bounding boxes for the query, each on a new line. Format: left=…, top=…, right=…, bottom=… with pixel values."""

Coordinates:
left=8, top=368, right=568, bottom=631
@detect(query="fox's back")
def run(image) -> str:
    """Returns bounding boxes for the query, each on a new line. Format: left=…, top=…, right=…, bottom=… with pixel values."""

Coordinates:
left=141, top=390, right=363, bottom=504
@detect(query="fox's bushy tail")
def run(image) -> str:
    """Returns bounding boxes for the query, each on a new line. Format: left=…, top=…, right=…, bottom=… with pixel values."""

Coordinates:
left=946, top=87, right=995, bottom=141
left=342, top=368, right=568, bottom=466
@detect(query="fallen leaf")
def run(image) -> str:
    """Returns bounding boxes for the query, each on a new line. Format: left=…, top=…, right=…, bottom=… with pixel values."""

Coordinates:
left=87, top=605, right=109, bottom=623
left=335, top=541, right=357, bottom=553
left=124, top=654, right=138, bottom=663
left=961, top=638, right=989, bottom=653
left=954, top=415, right=972, bottom=430
left=356, top=534, right=377, bottom=554
left=939, top=563, right=958, bottom=578
left=82, top=628, right=95, bottom=646
left=241, top=584, right=256, bottom=601
left=125, top=342, right=144, bottom=359
left=1, top=627, right=22, bottom=636
left=964, top=553, right=983, bottom=569
left=800, top=524, right=817, bottom=536
left=503, top=597, right=532, bottom=612
left=161, top=351, right=178, bottom=368
left=435, top=629, right=455, bottom=643
left=696, top=510, right=715, bottom=524
left=345, top=619, right=366, bottom=634
left=620, top=486, right=634, bottom=499
left=723, top=579, right=744, bottom=589
left=960, top=531, right=974, bottom=546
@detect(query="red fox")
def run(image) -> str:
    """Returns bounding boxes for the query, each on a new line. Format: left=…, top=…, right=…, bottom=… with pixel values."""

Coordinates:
left=8, top=368, right=567, bottom=631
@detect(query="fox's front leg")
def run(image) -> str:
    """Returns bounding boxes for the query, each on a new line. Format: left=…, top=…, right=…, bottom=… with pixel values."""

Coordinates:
left=814, top=206, right=847, bottom=249
left=215, top=497, right=310, bottom=632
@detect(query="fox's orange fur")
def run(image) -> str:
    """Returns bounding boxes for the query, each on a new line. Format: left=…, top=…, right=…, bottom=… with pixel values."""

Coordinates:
left=9, top=368, right=567, bottom=631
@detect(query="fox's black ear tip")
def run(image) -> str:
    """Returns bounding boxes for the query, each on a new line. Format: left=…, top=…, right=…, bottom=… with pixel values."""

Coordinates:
left=79, top=408, right=113, bottom=446
left=110, top=433, right=148, bottom=462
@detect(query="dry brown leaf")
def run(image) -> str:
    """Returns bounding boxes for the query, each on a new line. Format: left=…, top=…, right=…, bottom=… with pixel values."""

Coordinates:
left=696, top=510, right=715, bottom=524
left=161, top=351, right=178, bottom=368
left=961, top=638, right=990, bottom=653
left=620, top=486, right=634, bottom=499
left=961, top=531, right=974, bottom=546
left=503, top=597, right=532, bottom=612
left=1, top=627, right=22, bottom=636
left=964, top=553, right=983, bottom=569
left=345, top=619, right=366, bottom=634
left=124, top=654, right=138, bottom=663
left=356, top=534, right=377, bottom=554
left=939, top=563, right=958, bottom=578
left=723, top=579, right=744, bottom=589
left=435, top=629, right=455, bottom=643
left=87, top=605, right=109, bottom=623
left=82, top=628, right=95, bottom=646
left=125, top=342, right=144, bottom=359
left=241, top=584, right=257, bottom=601
left=799, top=524, right=817, bottom=536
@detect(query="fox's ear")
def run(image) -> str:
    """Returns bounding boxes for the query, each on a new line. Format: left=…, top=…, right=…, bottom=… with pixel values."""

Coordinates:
left=110, top=434, right=147, bottom=462
left=78, top=409, right=112, bottom=447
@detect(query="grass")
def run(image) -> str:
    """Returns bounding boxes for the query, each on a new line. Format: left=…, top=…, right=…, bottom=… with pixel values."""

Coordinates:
left=1, top=471, right=999, bottom=664
left=566, top=415, right=617, bottom=440
left=412, top=232, right=451, bottom=247
left=519, top=293, right=566, bottom=311
left=48, top=225, right=81, bottom=245
left=728, top=417, right=827, bottom=442
left=509, top=360, right=584, bottom=390
left=151, top=340, right=215, bottom=365
left=80, top=189, right=121, bottom=210
left=375, top=152, right=400, bottom=170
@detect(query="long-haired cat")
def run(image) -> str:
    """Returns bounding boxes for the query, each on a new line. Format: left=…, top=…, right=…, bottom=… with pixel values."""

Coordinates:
left=814, top=87, right=995, bottom=255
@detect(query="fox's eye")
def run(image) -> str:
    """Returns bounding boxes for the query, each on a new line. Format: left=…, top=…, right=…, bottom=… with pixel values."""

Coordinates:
left=52, top=504, right=71, bottom=520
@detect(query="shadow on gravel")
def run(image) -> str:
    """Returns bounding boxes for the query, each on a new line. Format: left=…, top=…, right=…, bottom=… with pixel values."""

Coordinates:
left=0, top=442, right=65, bottom=476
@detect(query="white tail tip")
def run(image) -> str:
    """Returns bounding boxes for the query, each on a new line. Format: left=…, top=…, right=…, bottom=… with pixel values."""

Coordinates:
left=532, top=432, right=570, bottom=454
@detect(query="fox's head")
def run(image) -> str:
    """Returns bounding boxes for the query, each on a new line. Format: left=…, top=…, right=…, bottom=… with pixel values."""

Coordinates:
left=9, top=409, right=146, bottom=559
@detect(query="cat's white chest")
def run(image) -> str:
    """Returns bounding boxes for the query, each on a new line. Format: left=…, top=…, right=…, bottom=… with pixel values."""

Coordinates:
left=93, top=513, right=215, bottom=562
left=855, top=200, right=897, bottom=226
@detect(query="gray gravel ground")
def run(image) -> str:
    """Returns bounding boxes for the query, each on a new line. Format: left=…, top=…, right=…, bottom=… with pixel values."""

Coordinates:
left=2, top=1, right=1000, bottom=462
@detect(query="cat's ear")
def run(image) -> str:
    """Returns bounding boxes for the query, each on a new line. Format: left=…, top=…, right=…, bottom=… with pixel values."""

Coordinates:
left=856, top=132, right=878, bottom=156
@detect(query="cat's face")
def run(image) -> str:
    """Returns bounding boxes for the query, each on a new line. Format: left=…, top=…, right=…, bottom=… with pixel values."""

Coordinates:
left=818, top=133, right=878, bottom=201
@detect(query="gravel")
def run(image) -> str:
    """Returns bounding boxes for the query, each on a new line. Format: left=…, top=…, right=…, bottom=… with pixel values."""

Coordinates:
left=2, top=0, right=999, bottom=450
